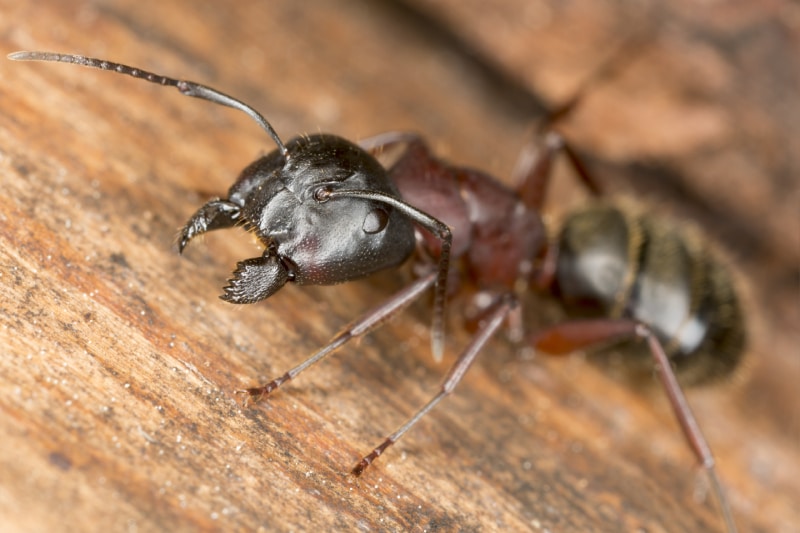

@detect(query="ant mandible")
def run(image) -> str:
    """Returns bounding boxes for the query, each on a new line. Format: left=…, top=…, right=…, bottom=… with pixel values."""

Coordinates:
left=10, top=50, right=744, bottom=532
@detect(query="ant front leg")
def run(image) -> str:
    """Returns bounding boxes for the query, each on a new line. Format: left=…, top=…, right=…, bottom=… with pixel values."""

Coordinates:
left=532, top=318, right=737, bottom=533
left=241, top=271, right=438, bottom=403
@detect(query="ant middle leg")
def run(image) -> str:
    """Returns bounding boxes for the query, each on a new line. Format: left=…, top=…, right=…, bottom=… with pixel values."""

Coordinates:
left=512, top=34, right=649, bottom=210
left=511, top=122, right=603, bottom=211
left=353, top=293, right=517, bottom=476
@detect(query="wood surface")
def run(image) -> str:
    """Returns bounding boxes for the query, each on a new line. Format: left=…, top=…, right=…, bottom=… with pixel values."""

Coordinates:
left=1, top=1, right=798, bottom=531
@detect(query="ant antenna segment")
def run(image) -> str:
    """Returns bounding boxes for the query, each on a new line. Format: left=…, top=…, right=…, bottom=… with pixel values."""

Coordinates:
left=8, top=51, right=289, bottom=160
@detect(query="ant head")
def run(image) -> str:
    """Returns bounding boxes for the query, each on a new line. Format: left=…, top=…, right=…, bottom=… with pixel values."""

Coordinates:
left=214, top=133, right=448, bottom=362
left=227, top=133, right=416, bottom=290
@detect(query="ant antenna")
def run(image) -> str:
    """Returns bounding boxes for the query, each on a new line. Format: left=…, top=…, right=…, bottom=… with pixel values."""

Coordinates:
left=544, top=33, right=651, bottom=128
left=8, top=51, right=289, bottom=160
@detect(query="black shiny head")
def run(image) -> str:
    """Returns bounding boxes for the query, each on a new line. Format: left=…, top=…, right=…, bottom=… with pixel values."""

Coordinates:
left=180, top=134, right=417, bottom=303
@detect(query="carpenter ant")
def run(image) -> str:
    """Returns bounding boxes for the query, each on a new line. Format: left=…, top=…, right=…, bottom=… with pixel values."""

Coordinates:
left=10, top=51, right=743, bottom=532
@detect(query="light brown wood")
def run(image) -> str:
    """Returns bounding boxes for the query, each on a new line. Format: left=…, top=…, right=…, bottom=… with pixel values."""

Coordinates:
left=1, top=1, right=797, bottom=531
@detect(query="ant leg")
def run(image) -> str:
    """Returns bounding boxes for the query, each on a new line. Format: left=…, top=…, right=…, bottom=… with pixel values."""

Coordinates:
left=242, top=271, right=437, bottom=402
left=357, top=131, right=422, bottom=153
left=511, top=130, right=566, bottom=210
left=352, top=294, right=516, bottom=476
left=512, top=36, right=648, bottom=209
left=561, top=143, right=603, bottom=197
left=635, top=323, right=737, bottom=533
left=512, top=129, right=603, bottom=210
left=532, top=318, right=737, bottom=533
left=177, top=199, right=240, bottom=253
left=531, top=317, right=636, bottom=355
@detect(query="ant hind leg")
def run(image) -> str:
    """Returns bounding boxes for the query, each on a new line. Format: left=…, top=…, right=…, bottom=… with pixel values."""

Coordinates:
left=531, top=318, right=737, bottom=533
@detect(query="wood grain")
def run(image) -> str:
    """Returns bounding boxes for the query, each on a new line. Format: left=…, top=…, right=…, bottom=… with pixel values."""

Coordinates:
left=1, top=1, right=797, bottom=531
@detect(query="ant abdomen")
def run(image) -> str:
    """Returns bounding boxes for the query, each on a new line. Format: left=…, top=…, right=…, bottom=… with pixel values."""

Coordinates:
left=554, top=203, right=746, bottom=385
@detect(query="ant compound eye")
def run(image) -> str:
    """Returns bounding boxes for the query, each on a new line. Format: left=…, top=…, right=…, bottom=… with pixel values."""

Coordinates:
left=363, top=207, right=390, bottom=234
left=314, top=186, right=332, bottom=202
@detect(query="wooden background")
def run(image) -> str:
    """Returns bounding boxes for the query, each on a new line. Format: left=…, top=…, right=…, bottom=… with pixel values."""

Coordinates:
left=1, top=0, right=797, bottom=531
